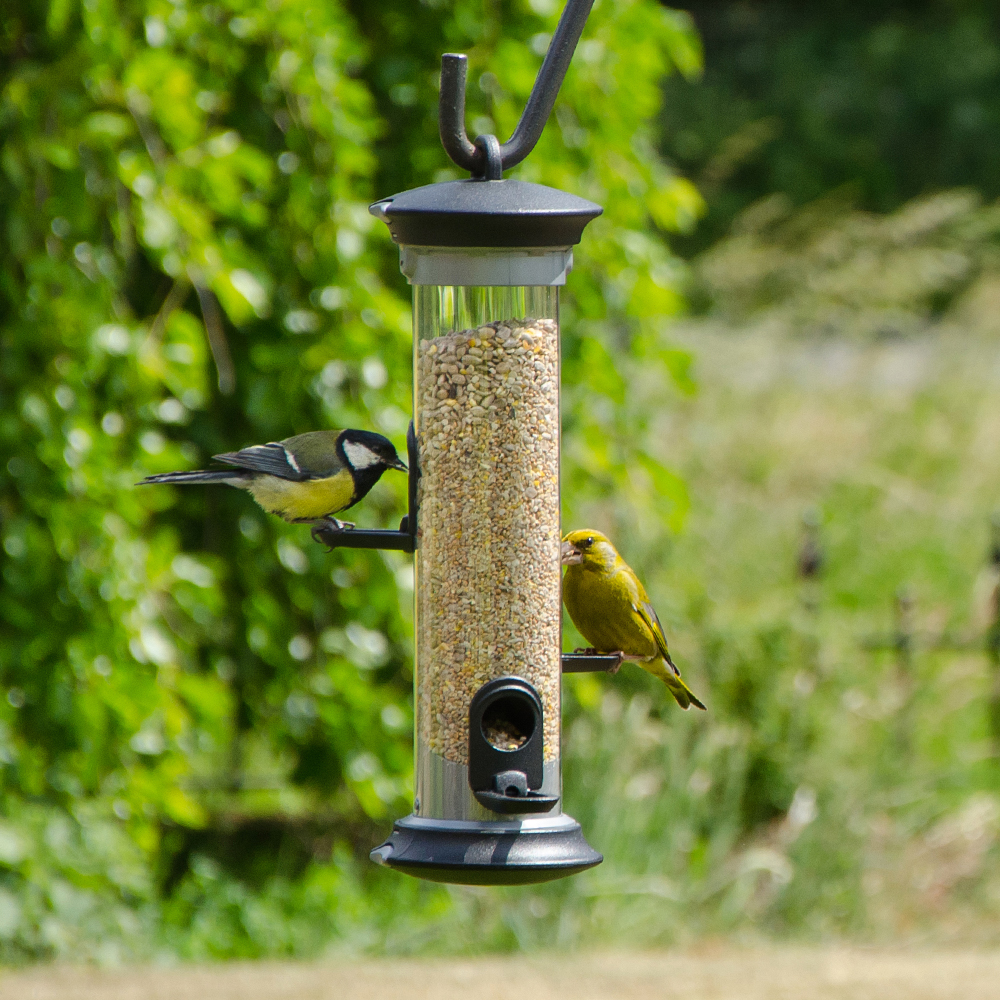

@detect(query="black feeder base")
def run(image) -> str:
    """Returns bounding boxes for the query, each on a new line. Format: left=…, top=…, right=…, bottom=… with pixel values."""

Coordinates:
left=370, top=816, right=602, bottom=886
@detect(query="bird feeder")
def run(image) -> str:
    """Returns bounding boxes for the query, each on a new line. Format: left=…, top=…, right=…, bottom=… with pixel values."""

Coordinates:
left=319, top=0, right=618, bottom=885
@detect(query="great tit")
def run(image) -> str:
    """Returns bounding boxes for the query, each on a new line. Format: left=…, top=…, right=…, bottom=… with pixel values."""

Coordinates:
left=561, top=529, right=706, bottom=710
left=138, top=428, right=407, bottom=531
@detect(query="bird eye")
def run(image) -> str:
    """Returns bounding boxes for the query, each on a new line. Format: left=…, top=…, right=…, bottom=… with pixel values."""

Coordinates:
left=583, top=537, right=593, bottom=548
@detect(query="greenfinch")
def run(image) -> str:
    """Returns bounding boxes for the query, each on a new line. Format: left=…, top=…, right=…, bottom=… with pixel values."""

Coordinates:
left=561, top=529, right=706, bottom=710
left=139, top=428, right=406, bottom=531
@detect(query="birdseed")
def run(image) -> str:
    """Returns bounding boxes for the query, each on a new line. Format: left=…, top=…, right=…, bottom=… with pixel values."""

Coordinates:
left=416, top=317, right=560, bottom=765
left=483, top=719, right=528, bottom=752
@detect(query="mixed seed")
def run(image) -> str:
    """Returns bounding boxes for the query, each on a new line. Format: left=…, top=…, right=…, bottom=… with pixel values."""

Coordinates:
left=416, top=317, right=561, bottom=765
left=483, top=718, right=529, bottom=752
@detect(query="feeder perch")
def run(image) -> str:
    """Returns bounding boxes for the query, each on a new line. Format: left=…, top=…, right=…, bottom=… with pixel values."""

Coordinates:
left=333, top=0, right=604, bottom=884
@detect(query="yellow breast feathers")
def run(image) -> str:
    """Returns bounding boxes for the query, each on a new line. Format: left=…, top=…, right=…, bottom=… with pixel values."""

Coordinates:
left=247, top=469, right=355, bottom=522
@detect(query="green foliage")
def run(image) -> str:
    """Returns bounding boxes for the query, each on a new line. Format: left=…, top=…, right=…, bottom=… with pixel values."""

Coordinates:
left=0, top=0, right=699, bottom=960
left=692, top=188, right=1000, bottom=338
left=4, top=0, right=1000, bottom=961
left=663, top=2, right=1000, bottom=253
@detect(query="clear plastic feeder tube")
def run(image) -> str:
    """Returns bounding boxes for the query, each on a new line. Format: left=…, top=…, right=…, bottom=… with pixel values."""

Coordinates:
left=410, top=250, right=565, bottom=821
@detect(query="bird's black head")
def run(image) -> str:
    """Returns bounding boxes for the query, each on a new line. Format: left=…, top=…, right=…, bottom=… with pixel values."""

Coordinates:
left=338, top=428, right=407, bottom=475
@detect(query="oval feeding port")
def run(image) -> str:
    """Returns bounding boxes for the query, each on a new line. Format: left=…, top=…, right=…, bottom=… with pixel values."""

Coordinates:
left=468, top=677, right=558, bottom=814
left=482, top=695, right=535, bottom=751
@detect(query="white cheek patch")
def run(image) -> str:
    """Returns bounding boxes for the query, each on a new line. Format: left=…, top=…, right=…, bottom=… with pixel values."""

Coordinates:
left=343, top=441, right=382, bottom=470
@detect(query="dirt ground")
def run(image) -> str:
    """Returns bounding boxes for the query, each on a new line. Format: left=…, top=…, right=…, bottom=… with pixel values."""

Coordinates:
left=3, top=947, right=1000, bottom=1000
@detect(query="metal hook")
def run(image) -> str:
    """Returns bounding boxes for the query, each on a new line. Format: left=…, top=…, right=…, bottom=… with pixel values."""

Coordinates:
left=439, top=0, right=595, bottom=178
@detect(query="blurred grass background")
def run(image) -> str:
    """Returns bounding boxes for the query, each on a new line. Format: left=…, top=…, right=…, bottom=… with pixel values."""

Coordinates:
left=3, top=0, right=1000, bottom=964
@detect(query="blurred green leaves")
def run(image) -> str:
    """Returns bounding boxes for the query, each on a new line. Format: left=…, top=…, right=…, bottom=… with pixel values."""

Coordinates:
left=662, top=3, right=1000, bottom=254
left=0, top=0, right=700, bottom=959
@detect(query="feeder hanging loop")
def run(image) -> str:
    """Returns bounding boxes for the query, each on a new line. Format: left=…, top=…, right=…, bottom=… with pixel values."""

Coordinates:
left=439, top=0, right=596, bottom=178
left=474, top=134, right=503, bottom=181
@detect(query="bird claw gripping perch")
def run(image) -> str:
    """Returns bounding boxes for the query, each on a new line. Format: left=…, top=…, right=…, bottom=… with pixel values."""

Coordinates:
left=310, top=518, right=356, bottom=550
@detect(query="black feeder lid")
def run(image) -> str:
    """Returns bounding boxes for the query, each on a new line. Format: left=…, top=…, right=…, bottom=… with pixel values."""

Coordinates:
left=370, top=179, right=602, bottom=249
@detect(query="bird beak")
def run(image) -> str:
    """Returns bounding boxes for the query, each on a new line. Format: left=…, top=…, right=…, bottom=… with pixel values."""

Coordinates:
left=561, top=541, right=583, bottom=566
left=389, top=457, right=408, bottom=472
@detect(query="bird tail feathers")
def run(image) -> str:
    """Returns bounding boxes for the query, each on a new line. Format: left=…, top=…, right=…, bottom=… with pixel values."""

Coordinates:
left=644, top=657, right=707, bottom=711
left=137, top=469, right=249, bottom=487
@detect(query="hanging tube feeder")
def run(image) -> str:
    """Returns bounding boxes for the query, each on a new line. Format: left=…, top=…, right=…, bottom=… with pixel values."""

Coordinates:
left=319, top=0, right=618, bottom=885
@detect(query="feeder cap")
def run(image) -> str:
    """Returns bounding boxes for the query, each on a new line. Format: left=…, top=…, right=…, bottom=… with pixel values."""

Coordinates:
left=369, top=178, right=602, bottom=248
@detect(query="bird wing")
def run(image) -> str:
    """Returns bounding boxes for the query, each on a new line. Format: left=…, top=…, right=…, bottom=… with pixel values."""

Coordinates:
left=281, top=431, right=346, bottom=478
left=612, top=560, right=679, bottom=673
left=213, top=442, right=309, bottom=481
left=632, top=599, right=680, bottom=677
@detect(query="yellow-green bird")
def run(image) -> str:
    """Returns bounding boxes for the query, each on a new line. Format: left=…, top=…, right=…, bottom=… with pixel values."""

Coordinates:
left=138, top=429, right=406, bottom=531
left=561, top=529, right=706, bottom=710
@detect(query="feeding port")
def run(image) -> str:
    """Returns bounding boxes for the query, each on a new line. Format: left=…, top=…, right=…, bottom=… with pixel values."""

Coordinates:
left=467, top=677, right=558, bottom=815
left=483, top=697, right=532, bottom=752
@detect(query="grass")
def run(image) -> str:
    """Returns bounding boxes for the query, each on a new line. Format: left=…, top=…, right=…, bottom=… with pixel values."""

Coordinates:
left=356, top=319, right=1000, bottom=955
left=539, top=194, right=1000, bottom=950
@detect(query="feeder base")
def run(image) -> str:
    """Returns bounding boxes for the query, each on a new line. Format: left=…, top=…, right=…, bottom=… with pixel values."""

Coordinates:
left=370, top=813, right=601, bottom=885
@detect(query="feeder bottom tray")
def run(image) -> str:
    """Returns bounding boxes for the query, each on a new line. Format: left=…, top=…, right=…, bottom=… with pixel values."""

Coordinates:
left=370, top=813, right=602, bottom=886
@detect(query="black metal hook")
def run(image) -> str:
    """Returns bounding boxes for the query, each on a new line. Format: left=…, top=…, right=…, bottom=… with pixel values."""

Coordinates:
left=439, top=0, right=595, bottom=179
